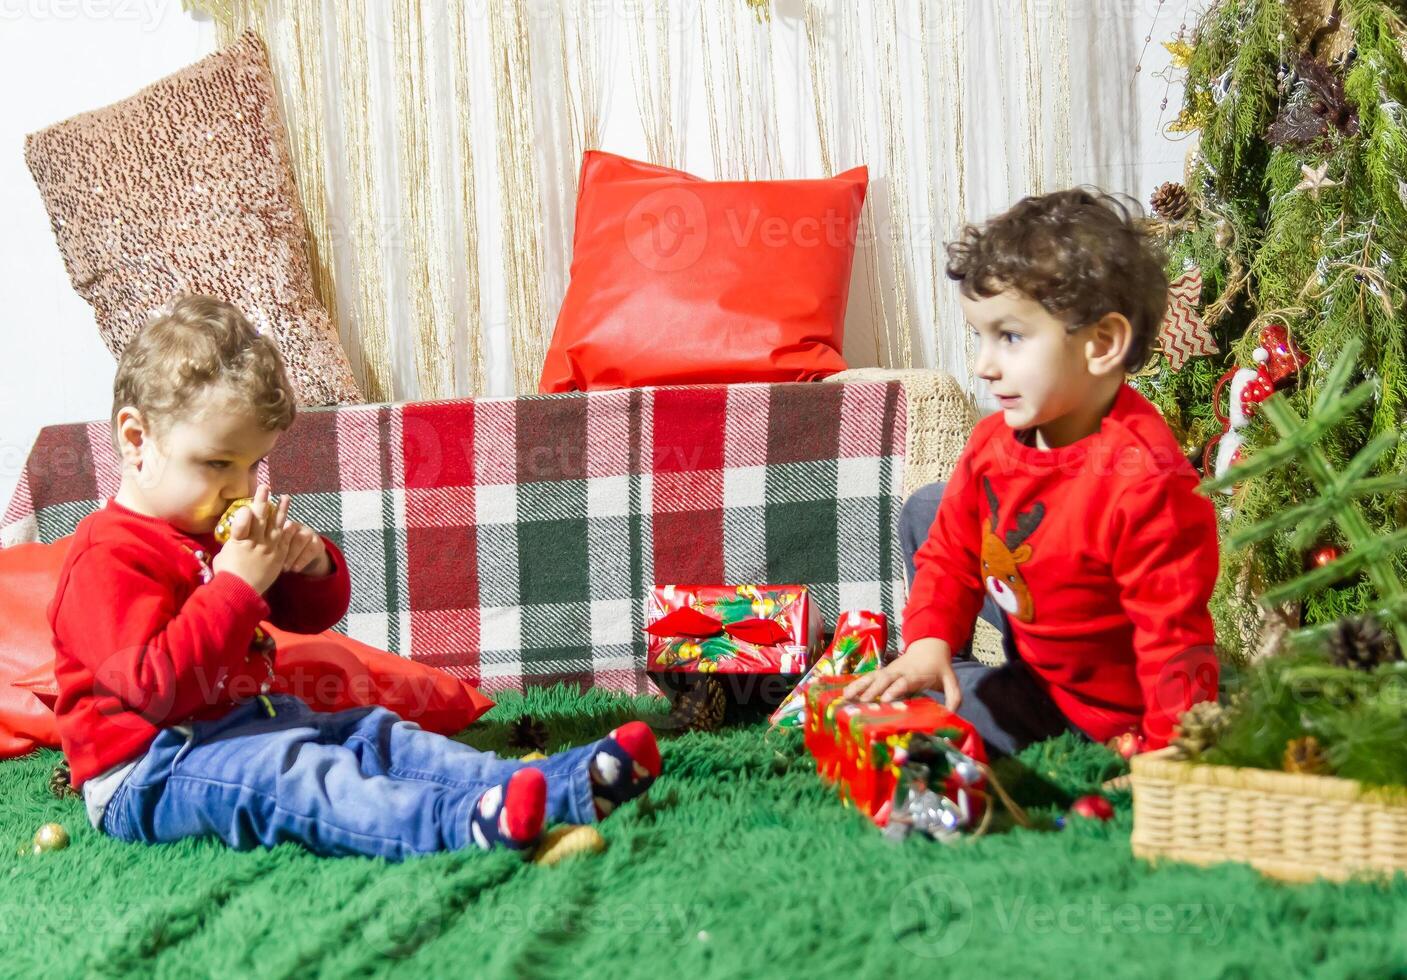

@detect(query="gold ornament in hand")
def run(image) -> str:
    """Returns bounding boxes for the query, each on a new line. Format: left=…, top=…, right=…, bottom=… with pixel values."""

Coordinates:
left=214, top=497, right=276, bottom=544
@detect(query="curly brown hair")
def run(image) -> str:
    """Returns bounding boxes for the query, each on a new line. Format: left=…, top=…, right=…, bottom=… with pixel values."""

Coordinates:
left=112, top=295, right=296, bottom=452
left=945, top=188, right=1168, bottom=372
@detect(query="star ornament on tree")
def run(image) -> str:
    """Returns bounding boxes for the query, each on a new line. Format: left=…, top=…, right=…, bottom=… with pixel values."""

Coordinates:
left=1157, top=266, right=1220, bottom=370
left=1295, top=162, right=1340, bottom=199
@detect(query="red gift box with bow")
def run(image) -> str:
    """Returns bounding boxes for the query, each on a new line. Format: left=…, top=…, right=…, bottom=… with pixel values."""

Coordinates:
left=803, top=674, right=987, bottom=826
left=644, top=584, right=822, bottom=674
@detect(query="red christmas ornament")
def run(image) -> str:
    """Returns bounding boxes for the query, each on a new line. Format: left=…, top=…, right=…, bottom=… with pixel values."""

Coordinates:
left=1069, top=794, right=1116, bottom=822
left=1204, top=365, right=1276, bottom=487
left=1106, top=732, right=1146, bottom=760
left=1212, top=365, right=1277, bottom=428
left=1256, top=324, right=1308, bottom=387
left=1307, top=543, right=1341, bottom=569
left=1202, top=326, right=1308, bottom=490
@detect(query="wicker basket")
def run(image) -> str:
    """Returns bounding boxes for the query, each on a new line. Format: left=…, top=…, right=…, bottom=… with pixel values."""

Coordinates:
left=1130, top=747, right=1407, bottom=882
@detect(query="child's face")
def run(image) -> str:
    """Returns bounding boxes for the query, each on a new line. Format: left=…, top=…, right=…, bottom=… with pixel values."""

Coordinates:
left=117, top=392, right=281, bottom=535
left=961, top=289, right=1106, bottom=434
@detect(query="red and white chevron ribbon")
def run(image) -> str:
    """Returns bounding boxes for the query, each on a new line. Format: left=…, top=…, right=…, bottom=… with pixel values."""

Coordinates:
left=1159, top=267, right=1219, bottom=370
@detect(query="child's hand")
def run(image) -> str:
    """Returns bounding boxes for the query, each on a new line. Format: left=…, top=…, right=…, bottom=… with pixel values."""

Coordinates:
left=211, top=486, right=293, bottom=594
left=843, top=638, right=963, bottom=711
left=280, top=518, right=332, bottom=577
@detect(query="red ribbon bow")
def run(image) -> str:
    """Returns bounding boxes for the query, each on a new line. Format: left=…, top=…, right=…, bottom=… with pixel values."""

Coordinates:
left=644, top=606, right=793, bottom=646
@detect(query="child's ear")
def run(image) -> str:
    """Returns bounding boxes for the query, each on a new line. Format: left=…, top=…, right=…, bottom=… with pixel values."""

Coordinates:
left=114, top=407, right=148, bottom=469
left=1084, top=313, right=1132, bottom=377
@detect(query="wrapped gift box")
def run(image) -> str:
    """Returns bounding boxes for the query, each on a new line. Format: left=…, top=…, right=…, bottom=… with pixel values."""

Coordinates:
left=803, top=675, right=987, bottom=826
left=768, top=609, right=887, bottom=729
left=645, top=584, right=822, bottom=674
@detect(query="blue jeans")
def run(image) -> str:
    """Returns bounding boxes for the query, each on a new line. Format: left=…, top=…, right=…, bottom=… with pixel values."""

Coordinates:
left=900, top=482, right=1084, bottom=756
left=102, top=695, right=597, bottom=860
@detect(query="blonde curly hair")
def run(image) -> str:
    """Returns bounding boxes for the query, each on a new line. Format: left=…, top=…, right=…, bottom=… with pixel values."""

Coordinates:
left=112, top=295, right=296, bottom=453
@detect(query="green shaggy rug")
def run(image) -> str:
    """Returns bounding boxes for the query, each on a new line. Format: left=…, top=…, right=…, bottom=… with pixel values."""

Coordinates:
left=2, top=685, right=1404, bottom=978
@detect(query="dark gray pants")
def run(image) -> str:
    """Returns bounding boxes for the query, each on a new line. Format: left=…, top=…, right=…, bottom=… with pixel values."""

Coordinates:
left=899, top=482, right=1085, bottom=756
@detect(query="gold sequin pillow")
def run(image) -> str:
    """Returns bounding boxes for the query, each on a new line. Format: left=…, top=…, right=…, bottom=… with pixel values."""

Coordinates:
left=24, top=31, right=362, bottom=406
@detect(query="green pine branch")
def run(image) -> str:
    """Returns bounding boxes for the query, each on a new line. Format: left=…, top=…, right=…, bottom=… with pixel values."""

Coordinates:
left=1198, top=339, right=1407, bottom=654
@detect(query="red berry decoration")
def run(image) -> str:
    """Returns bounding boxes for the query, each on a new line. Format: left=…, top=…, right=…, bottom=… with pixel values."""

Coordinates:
left=1069, top=794, right=1115, bottom=822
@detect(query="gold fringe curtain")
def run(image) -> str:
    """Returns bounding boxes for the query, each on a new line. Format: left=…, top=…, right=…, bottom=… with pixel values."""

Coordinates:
left=333, top=0, right=392, bottom=402
left=561, top=0, right=602, bottom=156
left=283, top=2, right=336, bottom=328
left=450, top=0, right=486, bottom=398
left=391, top=0, right=456, bottom=400
left=701, top=0, right=780, bottom=181
left=488, top=0, right=549, bottom=394
left=186, top=0, right=1074, bottom=398
left=920, top=0, right=971, bottom=391
left=631, top=0, right=678, bottom=169
left=201, top=2, right=343, bottom=376
left=838, top=1, right=893, bottom=368
left=876, top=0, right=915, bottom=371
left=196, top=0, right=492, bottom=400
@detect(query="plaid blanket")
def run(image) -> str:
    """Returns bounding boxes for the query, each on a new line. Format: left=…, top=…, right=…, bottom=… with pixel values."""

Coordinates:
left=1, top=382, right=907, bottom=694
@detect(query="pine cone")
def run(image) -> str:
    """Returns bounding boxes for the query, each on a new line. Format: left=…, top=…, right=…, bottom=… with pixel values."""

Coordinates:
left=1283, top=735, right=1330, bottom=775
left=1150, top=181, right=1191, bottom=221
left=49, top=762, right=76, bottom=799
left=1171, top=700, right=1228, bottom=756
left=1326, top=614, right=1402, bottom=672
left=506, top=715, right=550, bottom=753
left=662, top=675, right=726, bottom=733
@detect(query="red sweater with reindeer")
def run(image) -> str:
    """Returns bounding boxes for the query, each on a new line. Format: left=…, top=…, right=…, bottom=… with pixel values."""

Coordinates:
left=902, top=383, right=1220, bottom=748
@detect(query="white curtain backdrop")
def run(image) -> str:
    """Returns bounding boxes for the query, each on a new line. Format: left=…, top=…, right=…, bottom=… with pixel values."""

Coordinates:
left=266, top=0, right=1194, bottom=409
left=0, top=1, right=1197, bottom=513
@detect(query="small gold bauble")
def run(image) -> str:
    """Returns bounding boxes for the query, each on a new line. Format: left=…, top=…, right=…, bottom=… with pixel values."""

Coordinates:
left=214, top=497, right=275, bottom=544
left=32, top=823, right=69, bottom=852
left=533, top=825, right=606, bottom=866
left=520, top=751, right=547, bottom=762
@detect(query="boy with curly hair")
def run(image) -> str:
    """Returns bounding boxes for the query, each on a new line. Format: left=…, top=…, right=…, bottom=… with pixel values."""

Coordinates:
left=846, top=189, right=1220, bottom=756
left=49, top=296, right=660, bottom=859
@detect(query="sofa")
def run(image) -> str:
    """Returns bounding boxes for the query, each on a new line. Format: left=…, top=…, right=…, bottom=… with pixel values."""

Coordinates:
left=1, top=370, right=995, bottom=696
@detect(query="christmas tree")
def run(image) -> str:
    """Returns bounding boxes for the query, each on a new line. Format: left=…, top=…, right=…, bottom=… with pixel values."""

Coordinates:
left=1135, top=0, right=1407, bottom=659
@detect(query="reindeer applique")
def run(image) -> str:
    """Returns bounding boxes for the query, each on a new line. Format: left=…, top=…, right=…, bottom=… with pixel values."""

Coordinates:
left=980, top=477, right=1046, bottom=624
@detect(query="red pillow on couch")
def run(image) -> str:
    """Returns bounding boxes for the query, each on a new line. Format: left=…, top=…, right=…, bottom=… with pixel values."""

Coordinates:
left=0, top=539, right=494, bottom=759
left=540, top=150, right=868, bottom=392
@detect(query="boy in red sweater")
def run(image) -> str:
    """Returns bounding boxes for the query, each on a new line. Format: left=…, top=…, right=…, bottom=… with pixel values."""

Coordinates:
left=49, top=296, right=660, bottom=859
left=846, top=189, right=1220, bottom=755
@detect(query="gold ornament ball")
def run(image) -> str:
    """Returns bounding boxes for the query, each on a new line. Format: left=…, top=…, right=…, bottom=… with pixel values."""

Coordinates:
left=214, top=497, right=276, bottom=544
left=32, top=823, right=69, bottom=853
left=1214, top=220, right=1232, bottom=249
left=533, top=825, right=607, bottom=867
left=520, top=751, right=547, bottom=762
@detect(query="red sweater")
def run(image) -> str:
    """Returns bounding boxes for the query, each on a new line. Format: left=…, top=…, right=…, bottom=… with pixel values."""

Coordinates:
left=48, top=499, right=352, bottom=786
left=903, top=383, right=1220, bottom=748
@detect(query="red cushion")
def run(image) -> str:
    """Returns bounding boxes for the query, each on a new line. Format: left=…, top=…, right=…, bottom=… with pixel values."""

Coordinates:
left=0, top=539, right=71, bottom=758
left=11, top=662, right=58, bottom=707
left=0, top=536, right=495, bottom=757
left=540, top=150, right=868, bottom=392
left=17, top=629, right=495, bottom=738
left=262, top=625, right=495, bottom=735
